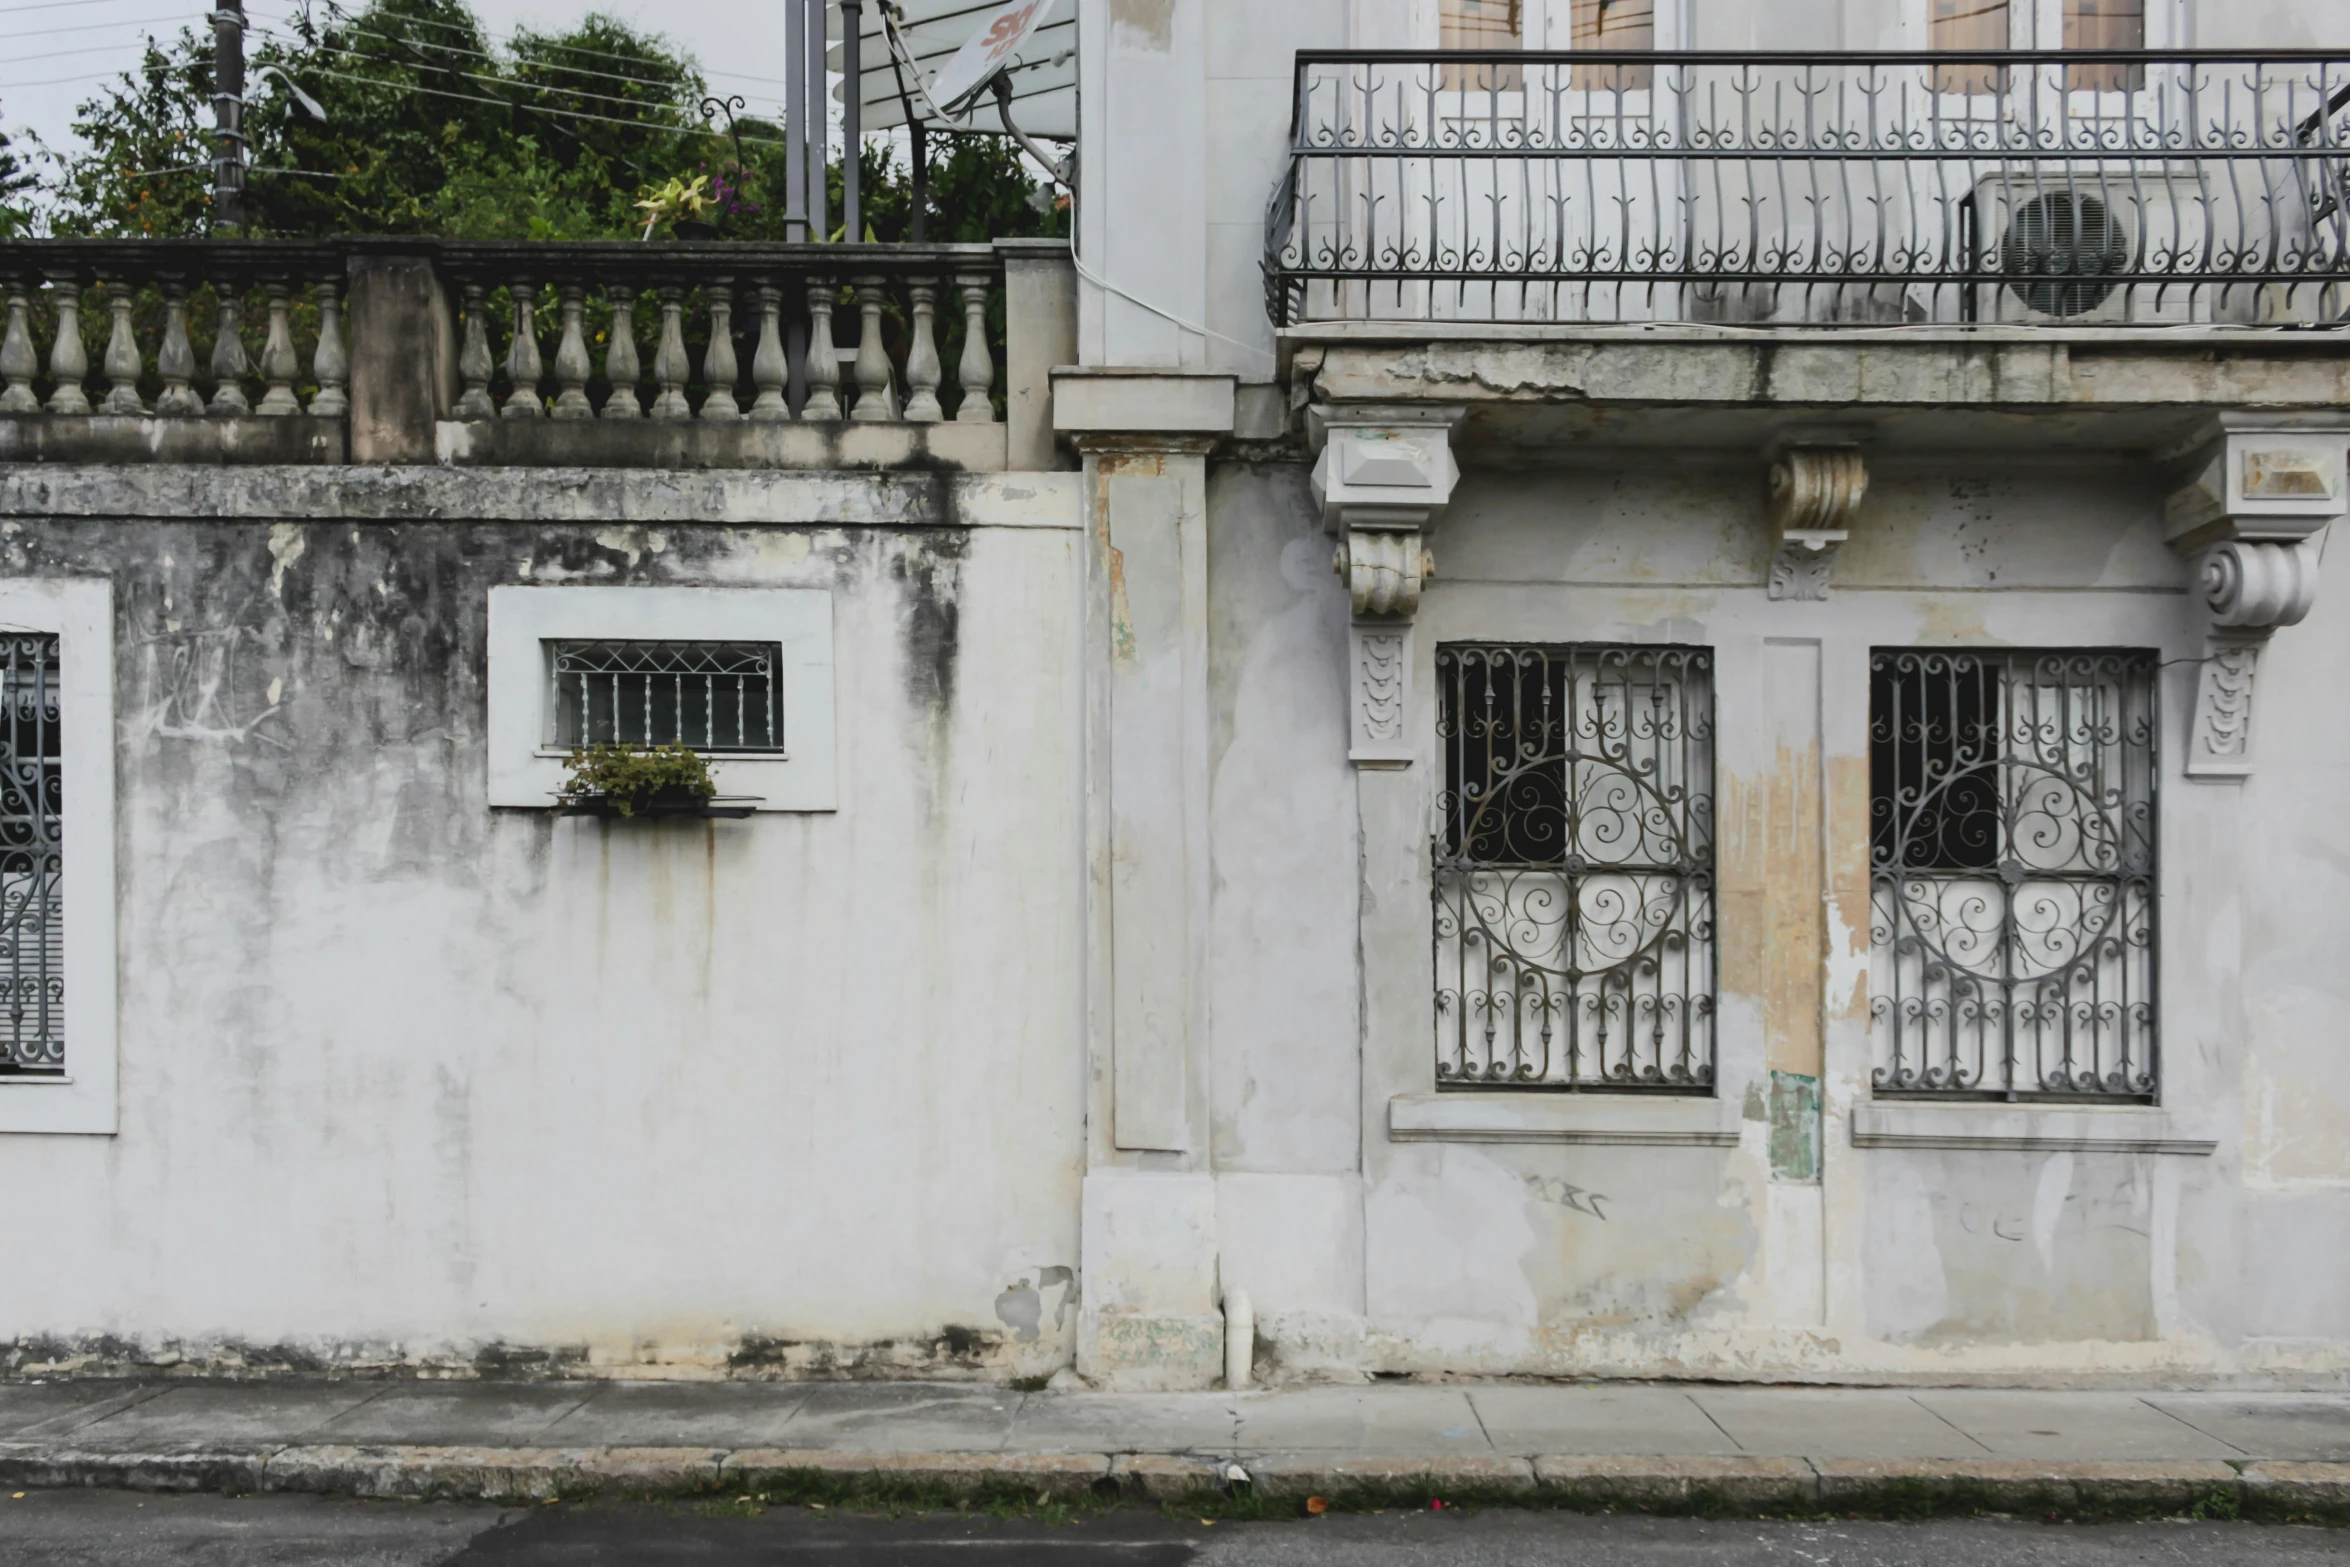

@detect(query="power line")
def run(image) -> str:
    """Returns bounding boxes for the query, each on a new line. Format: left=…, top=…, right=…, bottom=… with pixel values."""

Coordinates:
left=295, top=0, right=797, bottom=91
left=248, top=6, right=783, bottom=109
left=282, top=59, right=787, bottom=146
left=0, top=0, right=163, bottom=13
left=248, top=21, right=787, bottom=120
left=4, top=39, right=190, bottom=67
left=0, top=69, right=122, bottom=90
left=14, top=14, right=193, bottom=41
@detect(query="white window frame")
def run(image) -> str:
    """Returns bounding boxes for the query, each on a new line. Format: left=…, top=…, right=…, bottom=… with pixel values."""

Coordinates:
left=0, top=578, right=117, bottom=1136
left=486, top=587, right=837, bottom=813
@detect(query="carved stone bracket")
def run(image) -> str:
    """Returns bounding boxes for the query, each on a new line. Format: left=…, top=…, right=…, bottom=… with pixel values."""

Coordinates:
left=1765, top=445, right=1869, bottom=601
left=1336, top=528, right=1430, bottom=617
left=1309, top=404, right=1464, bottom=767
left=2165, top=416, right=2349, bottom=778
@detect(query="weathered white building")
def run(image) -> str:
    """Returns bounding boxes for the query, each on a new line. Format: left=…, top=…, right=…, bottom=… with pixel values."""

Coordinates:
left=3, top=0, right=2350, bottom=1392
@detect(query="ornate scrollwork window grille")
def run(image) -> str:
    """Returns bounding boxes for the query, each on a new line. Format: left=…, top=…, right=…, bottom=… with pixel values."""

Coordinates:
left=0, top=635, right=63, bottom=1075
left=1434, top=644, right=1716, bottom=1091
left=548, top=640, right=782, bottom=753
left=1869, top=648, right=2158, bottom=1101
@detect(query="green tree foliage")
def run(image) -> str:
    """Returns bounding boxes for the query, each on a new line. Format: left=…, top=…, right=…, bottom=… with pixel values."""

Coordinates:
left=49, top=31, right=219, bottom=237
left=42, top=0, right=1068, bottom=244
left=0, top=112, right=38, bottom=239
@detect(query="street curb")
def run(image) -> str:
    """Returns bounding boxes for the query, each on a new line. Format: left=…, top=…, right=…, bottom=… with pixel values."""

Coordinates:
left=0, top=1443, right=2343, bottom=1516
left=720, top=1450, right=1113, bottom=1499
left=1244, top=1454, right=1538, bottom=1496
left=1809, top=1457, right=2241, bottom=1510
left=1533, top=1454, right=1815, bottom=1508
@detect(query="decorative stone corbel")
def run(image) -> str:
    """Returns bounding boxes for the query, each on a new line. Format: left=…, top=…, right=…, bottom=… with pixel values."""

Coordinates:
left=1764, top=444, right=1869, bottom=601
left=1309, top=403, right=1464, bottom=767
left=2164, top=416, right=2350, bottom=778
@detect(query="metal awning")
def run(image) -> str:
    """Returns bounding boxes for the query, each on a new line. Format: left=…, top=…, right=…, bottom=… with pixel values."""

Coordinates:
left=829, top=0, right=1076, bottom=140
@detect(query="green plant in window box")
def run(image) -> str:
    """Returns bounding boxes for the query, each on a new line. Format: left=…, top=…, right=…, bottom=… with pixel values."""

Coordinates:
left=556, top=742, right=717, bottom=817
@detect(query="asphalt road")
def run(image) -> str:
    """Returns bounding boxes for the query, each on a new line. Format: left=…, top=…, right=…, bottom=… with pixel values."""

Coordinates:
left=3, top=1493, right=2347, bottom=1566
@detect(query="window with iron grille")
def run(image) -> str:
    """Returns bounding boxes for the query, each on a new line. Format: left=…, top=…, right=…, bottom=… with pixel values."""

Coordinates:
left=1434, top=644, right=1716, bottom=1091
left=548, top=640, right=783, bottom=753
left=1869, top=649, right=2157, bottom=1100
left=0, top=635, right=62, bottom=1076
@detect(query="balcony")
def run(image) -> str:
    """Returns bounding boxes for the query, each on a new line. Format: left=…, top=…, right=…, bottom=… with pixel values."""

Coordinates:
left=1265, top=49, right=2350, bottom=332
left=0, top=238, right=1074, bottom=470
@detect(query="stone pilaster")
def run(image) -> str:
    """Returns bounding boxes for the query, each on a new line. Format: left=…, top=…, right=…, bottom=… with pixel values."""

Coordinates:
left=1053, top=368, right=1235, bottom=1390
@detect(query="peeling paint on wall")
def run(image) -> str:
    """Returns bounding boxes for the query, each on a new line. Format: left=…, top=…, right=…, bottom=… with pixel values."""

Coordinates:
left=993, top=1265, right=1076, bottom=1344
left=1768, top=1070, right=1821, bottom=1183
left=1109, top=0, right=1173, bottom=50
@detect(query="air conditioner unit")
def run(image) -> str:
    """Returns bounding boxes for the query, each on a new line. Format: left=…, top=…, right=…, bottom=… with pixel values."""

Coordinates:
left=1968, top=171, right=2226, bottom=325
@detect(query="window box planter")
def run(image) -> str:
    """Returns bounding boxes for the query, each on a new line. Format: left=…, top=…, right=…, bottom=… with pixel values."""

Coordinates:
left=551, top=787, right=761, bottom=820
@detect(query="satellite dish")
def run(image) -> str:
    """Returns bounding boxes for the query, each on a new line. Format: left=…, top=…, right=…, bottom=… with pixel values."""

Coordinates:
left=836, top=0, right=1074, bottom=138
left=929, top=0, right=1056, bottom=117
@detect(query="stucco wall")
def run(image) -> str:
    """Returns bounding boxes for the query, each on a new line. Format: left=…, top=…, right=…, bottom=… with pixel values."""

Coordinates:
left=1199, top=449, right=2350, bottom=1384
left=0, top=486, right=1087, bottom=1379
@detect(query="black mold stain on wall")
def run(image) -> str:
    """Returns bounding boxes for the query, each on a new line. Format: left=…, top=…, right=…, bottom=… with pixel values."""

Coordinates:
left=0, top=518, right=903, bottom=783
left=892, top=530, right=965, bottom=719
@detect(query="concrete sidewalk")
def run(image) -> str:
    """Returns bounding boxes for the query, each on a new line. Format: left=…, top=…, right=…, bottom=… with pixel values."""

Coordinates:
left=3, top=1379, right=2348, bottom=1515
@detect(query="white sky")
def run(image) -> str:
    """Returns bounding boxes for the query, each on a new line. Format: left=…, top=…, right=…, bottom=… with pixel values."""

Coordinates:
left=1, top=0, right=796, bottom=165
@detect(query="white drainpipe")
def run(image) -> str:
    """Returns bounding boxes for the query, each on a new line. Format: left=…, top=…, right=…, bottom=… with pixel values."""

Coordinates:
left=1223, top=1289, right=1254, bottom=1390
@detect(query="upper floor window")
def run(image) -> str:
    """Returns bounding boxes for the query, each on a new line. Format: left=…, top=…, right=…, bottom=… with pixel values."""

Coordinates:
left=1868, top=649, right=2157, bottom=1101
left=2064, top=0, right=2145, bottom=91
left=1434, top=644, right=1716, bottom=1093
left=1569, top=0, right=1655, bottom=91
left=1439, top=0, right=1655, bottom=92
left=1932, top=0, right=2145, bottom=94
left=1441, top=0, right=1522, bottom=91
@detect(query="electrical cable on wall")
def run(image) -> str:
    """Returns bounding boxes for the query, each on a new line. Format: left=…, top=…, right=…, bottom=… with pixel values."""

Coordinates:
left=875, top=1, right=1271, bottom=365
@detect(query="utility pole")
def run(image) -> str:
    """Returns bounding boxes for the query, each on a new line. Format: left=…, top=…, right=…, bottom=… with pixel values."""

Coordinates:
left=909, top=119, right=927, bottom=242
left=841, top=0, right=863, bottom=243
left=210, top=0, right=247, bottom=232
left=784, top=0, right=808, bottom=241
left=801, top=0, right=827, bottom=241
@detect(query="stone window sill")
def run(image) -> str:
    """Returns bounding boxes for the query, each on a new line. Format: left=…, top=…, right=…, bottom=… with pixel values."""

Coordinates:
left=1853, top=1103, right=2218, bottom=1155
left=1388, top=1092, right=1738, bottom=1147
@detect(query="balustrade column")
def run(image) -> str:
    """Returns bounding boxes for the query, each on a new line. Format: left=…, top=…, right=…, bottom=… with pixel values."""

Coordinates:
left=953, top=273, right=996, bottom=423
left=902, top=278, right=943, bottom=422
left=601, top=286, right=642, bottom=418
left=99, top=281, right=148, bottom=415
left=746, top=284, right=789, bottom=421
left=550, top=285, right=593, bottom=418
left=209, top=281, right=250, bottom=414
left=455, top=283, right=496, bottom=419
left=45, top=278, right=90, bottom=416
left=0, top=282, right=39, bottom=413
left=308, top=278, right=348, bottom=417
left=502, top=282, right=544, bottom=417
left=650, top=287, right=691, bottom=418
left=802, top=280, right=842, bottom=421
left=699, top=284, right=741, bottom=420
left=849, top=276, right=896, bottom=422
left=256, top=282, right=301, bottom=415
left=154, top=284, right=202, bottom=415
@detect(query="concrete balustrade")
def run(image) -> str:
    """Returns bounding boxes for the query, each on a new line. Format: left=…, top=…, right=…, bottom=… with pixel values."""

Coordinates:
left=0, top=237, right=1077, bottom=472
left=0, top=251, right=347, bottom=424
left=439, top=244, right=1002, bottom=428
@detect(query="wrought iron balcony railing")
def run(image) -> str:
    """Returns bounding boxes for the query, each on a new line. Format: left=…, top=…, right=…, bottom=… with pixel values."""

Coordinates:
left=1265, top=49, right=2350, bottom=329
